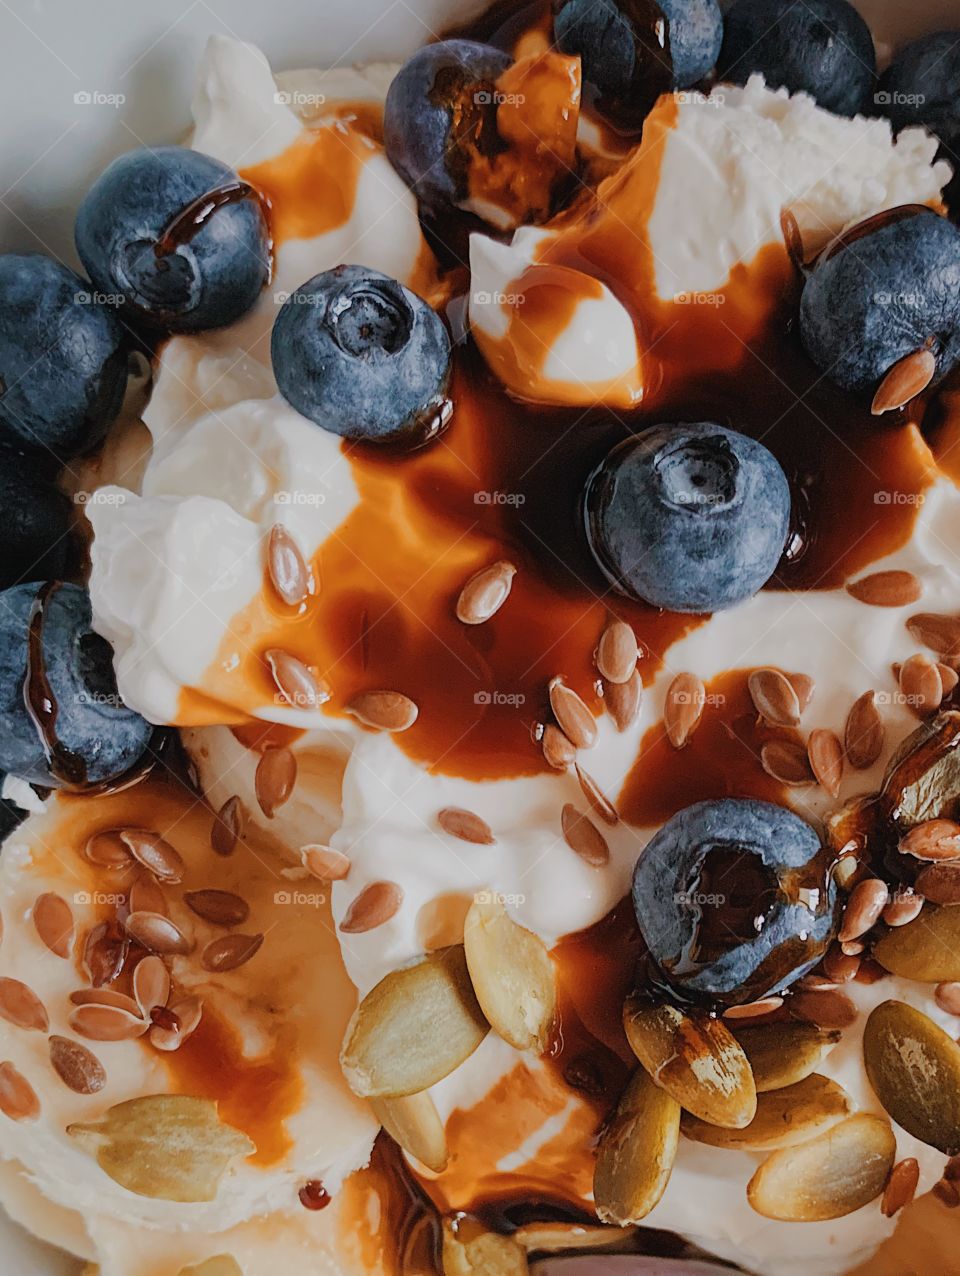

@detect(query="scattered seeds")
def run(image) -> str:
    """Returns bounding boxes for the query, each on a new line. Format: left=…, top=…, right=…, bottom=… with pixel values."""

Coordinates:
left=340, top=945, right=489, bottom=1098
left=603, top=670, right=642, bottom=732
left=594, top=1068, right=680, bottom=1225
left=67, top=1095, right=254, bottom=1202
left=596, top=620, right=638, bottom=685
left=936, top=982, right=960, bottom=1015
left=463, top=893, right=556, bottom=1051
left=68, top=1003, right=149, bottom=1042
left=441, top=1217, right=529, bottom=1276
left=748, top=668, right=801, bottom=727
left=0, top=977, right=48, bottom=1032
left=32, top=892, right=73, bottom=958
left=267, top=524, right=310, bottom=606
left=548, top=677, right=597, bottom=750
left=437, top=808, right=496, bottom=845
left=201, top=933, right=263, bottom=973
left=49, top=1035, right=106, bottom=1095
left=789, top=988, right=857, bottom=1030
left=731, top=1021, right=840, bottom=1093
left=133, top=955, right=170, bottom=1018
left=839, top=878, right=889, bottom=943
left=346, top=690, right=418, bottom=732
left=682, top=1073, right=853, bottom=1151
left=844, top=691, right=885, bottom=769
left=900, top=653, right=944, bottom=717
left=906, top=613, right=960, bottom=662
left=541, top=723, right=575, bottom=770
left=124, top=911, right=193, bottom=957
left=760, top=738, right=814, bottom=786
left=807, top=729, right=843, bottom=798
left=623, top=995, right=756, bottom=1129
left=846, top=570, right=923, bottom=607
left=455, top=560, right=516, bottom=625
left=560, top=803, right=610, bottom=867
left=881, top=1157, right=920, bottom=1218
left=370, top=1091, right=448, bottom=1174
left=83, top=921, right=128, bottom=988
left=301, top=844, right=351, bottom=881
left=119, top=830, right=185, bottom=884
left=575, top=764, right=618, bottom=824
left=84, top=830, right=133, bottom=870
left=0, top=1061, right=39, bottom=1121
left=747, top=1114, right=896, bottom=1221
left=339, top=881, right=404, bottom=934
left=255, top=747, right=297, bottom=818
left=211, top=796, right=243, bottom=857
left=915, top=863, right=960, bottom=905
left=900, top=818, right=960, bottom=861
left=882, top=889, right=925, bottom=927
left=265, top=649, right=330, bottom=710
left=872, top=348, right=937, bottom=415
left=184, top=890, right=250, bottom=927
left=863, top=999, right=960, bottom=1154
left=664, top=673, right=705, bottom=748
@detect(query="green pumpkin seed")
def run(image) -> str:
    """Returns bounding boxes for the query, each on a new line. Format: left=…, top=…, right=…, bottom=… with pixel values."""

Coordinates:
left=863, top=999, right=960, bottom=1154
left=873, top=905, right=960, bottom=982
left=623, top=995, right=756, bottom=1128
left=681, top=1073, right=852, bottom=1150
left=747, top=1114, right=896, bottom=1221
left=594, top=1068, right=680, bottom=1225
left=732, top=1021, right=841, bottom=1092
left=882, top=711, right=960, bottom=828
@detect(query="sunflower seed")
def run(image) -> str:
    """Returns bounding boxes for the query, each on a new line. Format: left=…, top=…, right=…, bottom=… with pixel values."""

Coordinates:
left=839, top=878, right=889, bottom=942
left=915, top=863, right=960, bottom=905
left=594, top=1068, right=680, bottom=1225
left=882, top=889, right=925, bottom=927
left=789, top=988, right=857, bottom=1030
left=0, top=1061, right=39, bottom=1121
left=548, top=677, right=597, bottom=750
left=301, top=844, right=351, bottom=880
left=682, top=1073, right=852, bottom=1150
left=597, top=620, right=638, bottom=684
left=32, top=892, right=73, bottom=959
left=347, top=690, right=418, bottom=732
left=748, top=668, right=801, bottom=727
left=68, top=1003, right=149, bottom=1042
left=575, top=764, right=618, bottom=824
left=846, top=570, right=923, bottom=607
left=255, top=746, right=297, bottom=818
left=906, top=613, right=960, bottom=661
left=822, top=944, right=861, bottom=983
left=731, top=1021, right=840, bottom=1093
left=0, top=978, right=48, bottom=1032
left=340, top=945, right=489, bottom=1098
left=437, top=808, right=496, bottom=845
left=184, top=890, right=250, bottom=927
left=560, top=803, right=610, bottom=867
left=265, top=649, right=330, bottom=711
left=936, top=982, right=960, bottom=1015
left=463, top=893, right=556, bottom=1051
left=900, top=818, right=960, bottom=861
left=604, top=670, right=642, bottom=732
left=211, top=795, right=243, bottom=857
left=441, top=1217, right=528, bottom=1276
left=760, top=738, right=815, bottom=786
left=665, top=673, right=705, bottom=748
left=722, top=996, right=784, bottom=1021
left=70, top=988, right=140, bottom=1013
left=747, top=1114, right=896, bottom=1221
left=67, top=1095, right=254, bottom=1202
left=872, top=348, right=937, bottom=415
left=844, top=691, right=885, bottom=769
left=340, top=881, right=404, bottom=933
left=370, top=1091, right=448, bottom=1174
left=267, top=524, right=310, bottom=606
left=941, top=664, right=960, bottom=694
left=455, top=560, right=516, bottom=625
left=129, top=874, right=167, bottom=917
left=124, top=911, right=193, bottom=956
left=201, top=933, right=263, bottom=973
left=807, top=729, right=843, bottom=798
left=119, top=830, right=185, bottom=884
left=84, top=830, right=133, bottom=870
left=49, top=1036, right=106, bottom=1095
left=864, top=999, right=960, bottom=1154
left=541, top=723, right=575, bottom=770
left=900, top=653, right=943, bottom=717
left=881, top=1157, right=920, bottom=1218
left=623, top=995, right=756, bottom=1128
left=83, top=921, right=128, bottom=988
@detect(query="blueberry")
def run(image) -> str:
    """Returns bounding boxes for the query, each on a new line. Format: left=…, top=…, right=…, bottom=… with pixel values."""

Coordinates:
left=0, top=776, right=27, bottom=841
left=384, top=40, right=512, bottom=215
left=659, top=0, right=724, bottom=88
left=75, top=146, right=270, bottom=333
left=718, top=0, right=875, bottom=117
left=877, top=30, right=960, bottom=130
left=0, top=582, right=153, bottom=789
left=0, top=446, right=72, bottom=588
left=271, top=265, right=452, bottom=446
left=0, top=254, right=127, bottom=459
left=799, top=208, right=960, bottom=401
left=584, top=422, right=790, bottom=613
left=632, top=798, right=839, bottom=1006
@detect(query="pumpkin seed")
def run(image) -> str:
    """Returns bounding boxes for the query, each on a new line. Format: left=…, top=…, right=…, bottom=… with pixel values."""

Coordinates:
left=67, top=1095, right=254, bottom=1202
left=747, top=1114, right=896, bottom=1221
left=179, top=1259, right=243, bottom=1276
left=511, top=1222, right=637, bottom=1254
left=873, top=905, right=960, bottom=981
left=370, top=1091, right=448, bottom=1174
left=881, top=711, right=960, bottom=828
left=441, top=1217, right=528, bottom=1276
left=863, top=999, right=960, bottom=1154
left=681, top=1073, right=852, bottom=1150
left=340, top=946, right=489, bottom=1098
left=731, top=1021, right=841, bottom=1092
left=463, top=893, right=556, bottom=1051
left=594, top=1068, right=680, bottom=1225
left=623, top=995, right=756, bottom=1128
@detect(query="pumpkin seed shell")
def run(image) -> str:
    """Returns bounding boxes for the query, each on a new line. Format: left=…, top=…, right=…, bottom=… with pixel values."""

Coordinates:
left=594, top=1068, right=680, bottom=1225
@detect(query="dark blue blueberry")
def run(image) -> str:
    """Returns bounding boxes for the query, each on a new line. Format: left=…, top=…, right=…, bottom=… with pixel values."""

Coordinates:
left=0, top=778, right=27, bottom=840
left=632, top=798, right=839, bottom=1007
left=584, top=422, right=790, bottom=613
left=718, top=0, right=875, bottom=117
left=75, top=146, right=270, bottom=333
left=0, top=446, right=72, bottom=588
left=0, top=582, right=153, bottom=789
left=271, top=265, right=452, bottom=446
left=0, top=254, right=127, bottom=459
left=800, top=208, right=960, bottom=401
left=877, top=30, right=960, bottom=130
left=384, top=40, right=512, bottom=215
left=659, top=0, right=724, bottom=88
